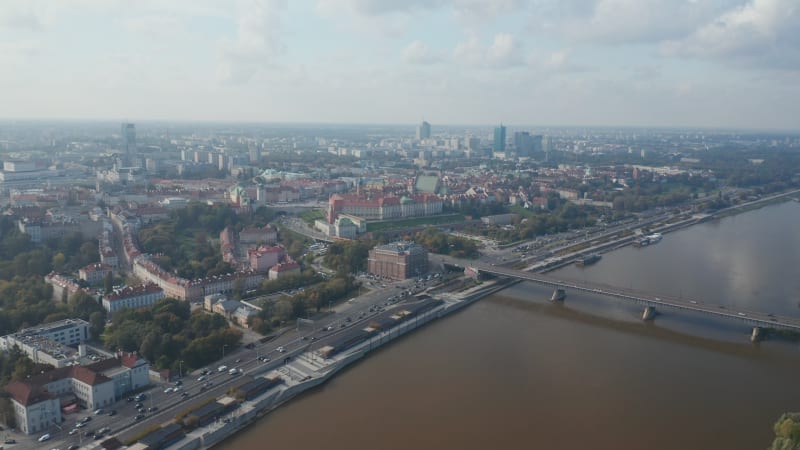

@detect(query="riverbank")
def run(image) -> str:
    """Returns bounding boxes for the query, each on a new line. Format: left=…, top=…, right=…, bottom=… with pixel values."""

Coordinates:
left=121, top=280, right=511, bottom=450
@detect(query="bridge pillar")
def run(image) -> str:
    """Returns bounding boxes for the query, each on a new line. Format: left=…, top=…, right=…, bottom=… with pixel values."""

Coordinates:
left=750, top=326, right=762, bottom=343
left=642, top=306, right=656, bottom=321
left=550, top=288, right=566, bottom=302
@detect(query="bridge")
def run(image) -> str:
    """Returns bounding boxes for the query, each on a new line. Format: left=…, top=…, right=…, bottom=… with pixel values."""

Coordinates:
left=440, top=256, right=800, bottom=340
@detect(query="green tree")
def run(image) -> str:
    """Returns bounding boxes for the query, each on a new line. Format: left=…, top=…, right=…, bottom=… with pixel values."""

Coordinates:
left=89, top=311, right=106, bottom=338
left=771, top=413, right=800, bottom=450
left=103, top=271, right=113, bottom=294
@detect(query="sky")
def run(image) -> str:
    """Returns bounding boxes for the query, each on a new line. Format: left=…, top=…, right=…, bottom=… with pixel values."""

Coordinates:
left=0, top=0, right=799, bottom=130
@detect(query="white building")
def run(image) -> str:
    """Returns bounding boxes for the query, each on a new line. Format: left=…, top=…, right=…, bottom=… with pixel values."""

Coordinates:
left=5, top=353, right=149, bottom=435
left=102, top=283, right=164, bottom=313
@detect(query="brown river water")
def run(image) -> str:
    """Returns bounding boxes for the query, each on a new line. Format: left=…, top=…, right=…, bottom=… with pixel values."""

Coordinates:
left=221, top=202, right=800, bottom=450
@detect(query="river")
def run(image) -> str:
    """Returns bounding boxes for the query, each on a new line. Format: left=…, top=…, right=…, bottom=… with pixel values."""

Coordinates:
left=221, top=201, right=800, bottom=450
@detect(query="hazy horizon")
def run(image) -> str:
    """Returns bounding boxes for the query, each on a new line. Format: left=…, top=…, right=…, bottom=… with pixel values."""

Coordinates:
left=2, top=0, right=799, bottom=130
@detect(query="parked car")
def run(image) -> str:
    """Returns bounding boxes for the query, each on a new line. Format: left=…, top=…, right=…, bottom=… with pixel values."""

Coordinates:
left=38, top=434, right=51, bottom=442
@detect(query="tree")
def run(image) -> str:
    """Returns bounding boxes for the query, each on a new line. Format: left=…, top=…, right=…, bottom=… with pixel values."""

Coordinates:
left=52, top=252, right=66, bottom=272
left=771, top=413, right=800, bottom=450
left=103, top=271, right=113, bottom=294
left=89, top=311, right=106, bottom=338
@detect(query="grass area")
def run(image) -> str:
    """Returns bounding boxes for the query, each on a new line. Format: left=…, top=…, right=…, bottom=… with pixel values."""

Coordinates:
left=300, top=209, right=326, bottom=225
left=366, top=214, right=465, bottom=232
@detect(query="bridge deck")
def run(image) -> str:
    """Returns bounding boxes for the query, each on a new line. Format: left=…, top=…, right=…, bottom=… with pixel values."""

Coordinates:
left=450, top=259, right=800, bottom=332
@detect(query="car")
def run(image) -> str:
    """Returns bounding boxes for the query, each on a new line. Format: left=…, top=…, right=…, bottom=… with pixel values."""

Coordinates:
left=98, top=427, right=111, bottom=435
left=134, top=394, right=146, bottom=401
left=108, top=410, right=116, bottom=416
left=197, top=375, right=206, bottom=382
left=38, top=434, right=51, bottom=442
left=276, top=346, right=285, bottom=353
left=80, top=416, right=92, bottom=423
left=201, top=369, right=210, bottom=375
left=68, top=446, right=80, bottom=450
left=4, top=439, right=15, bottom=444
left=135, top=414, right=145, bottom=420
left=175, top=380, right=183, bottom=386
left=235, top=358, right=242, bottom=363
left=93, top=408, right=104, bottom=415
left=75, top=422, right=86, bottom=428
left=126, top=396, right=134, bottom=402
left=164, top=387, right=173, bottom=393
left=69, top=428, right=79, bottom=435
left=181, top=392, right=189, bottom=397
left=148, top=406, right=158, bottom=412
left=85, top=430, right=95, bottom=437
left=135, top=402, right=143, bottom=409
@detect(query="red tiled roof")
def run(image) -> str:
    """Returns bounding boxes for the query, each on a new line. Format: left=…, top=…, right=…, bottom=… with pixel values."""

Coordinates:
left=5, top=381, right=54, bottom=406
left=71, top=366, right=111, bottom=386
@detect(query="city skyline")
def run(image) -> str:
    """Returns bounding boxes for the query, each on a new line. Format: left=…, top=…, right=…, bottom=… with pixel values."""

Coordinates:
left=1, top=0, right=799, bottom=130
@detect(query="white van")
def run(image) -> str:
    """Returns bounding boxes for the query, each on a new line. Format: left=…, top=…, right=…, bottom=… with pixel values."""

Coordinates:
left=218, top=365, right=228, bottom=373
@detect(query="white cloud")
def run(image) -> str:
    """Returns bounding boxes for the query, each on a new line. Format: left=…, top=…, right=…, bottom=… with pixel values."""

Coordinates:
left=531, top=0, right=739, bottom=45
left=0, top=0, right=55, bottom=31
left=661, top=0, right=800, bottom=69
left=216, top=0, right=288, bottom=84
left=317, top=0, right=446, bottom=16
left=401, top=41, right=443, bottom=64
left=454, top=33, right=523, bottom=68
left=122, top=15, right=187, bottom=39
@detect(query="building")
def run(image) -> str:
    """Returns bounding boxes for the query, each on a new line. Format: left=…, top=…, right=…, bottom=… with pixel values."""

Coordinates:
left=102, top=283, right=165, bottom=313
left=248, top=245, right=285, bottom=272
left=416, top=121, right=431, bottom=140
left=367, top=241, right=428, bottom=280
left=78, top=263, right=112, bottom=285
left=232, top=305, right=258, bottom=328
left=249, top=145, right=261, bottom=164
left=239, top=225, right=278, bottom=245
left=4, top=382, right=61, bottom=435
left=5, top=353, right=149, bottom=435
left=121, top=122, right=136, bottom=158
left=0, top=319, right=90, bottom=367
left=327, top=193, right=443, bottom=224
left=268, top=262, right=301, bottom=280
left=493, top=125, right=506, bottom=152
left=44, top=272, right=82, bottom=303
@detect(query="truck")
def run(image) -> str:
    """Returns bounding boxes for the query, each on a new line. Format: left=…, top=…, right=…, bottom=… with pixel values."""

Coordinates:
left=217, top=365, right=228, bottom=373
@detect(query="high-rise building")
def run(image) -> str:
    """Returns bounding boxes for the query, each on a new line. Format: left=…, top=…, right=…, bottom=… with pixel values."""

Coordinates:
left=416, top=121, right=431, bottom=140
left=121, top=123, right=136, bottom=166
left=249, top=145, right=261, bottom=164
left=514, top=131, right=532, bottom=156
left=121, top=123, right=136, bottom=152
left=493, top=125, right=506, bottom=152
